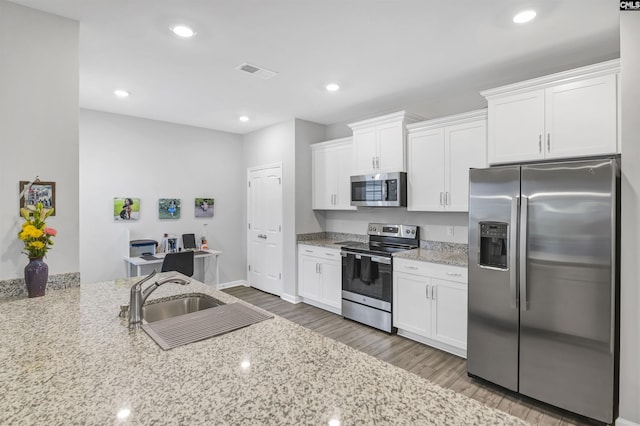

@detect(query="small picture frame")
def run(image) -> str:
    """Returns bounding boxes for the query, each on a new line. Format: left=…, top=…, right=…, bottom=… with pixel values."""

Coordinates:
left=159, top=198, right=181, bottom=220
left=20, top=180, right=56, bottom=215
left=195, top=198, right=214, bottom=218
left=114, top=197, right=140, bottom=221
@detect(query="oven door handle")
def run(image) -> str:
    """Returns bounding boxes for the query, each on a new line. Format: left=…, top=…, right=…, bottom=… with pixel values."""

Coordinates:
left=341, top=251, right=391, bottom=265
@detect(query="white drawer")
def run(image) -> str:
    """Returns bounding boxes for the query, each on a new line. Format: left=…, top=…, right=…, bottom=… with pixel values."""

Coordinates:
left=298, top=244, right=341, bottom=262
left=394, top=258, right=467, bottom=284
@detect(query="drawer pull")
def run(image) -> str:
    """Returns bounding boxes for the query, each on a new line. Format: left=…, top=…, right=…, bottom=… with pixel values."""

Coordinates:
left=325, top=253, right=335, bottom=256
left=406, top=266, right=419, bottom=270
left=305, top=250, right=314, bottom=253
left=446, top=272, right=462, bottom=276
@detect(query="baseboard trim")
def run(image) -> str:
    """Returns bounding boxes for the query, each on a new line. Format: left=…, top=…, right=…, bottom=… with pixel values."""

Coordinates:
left=397, top=329, right=467, bottom=359
left=616, top=417, right=640, bottom=426
left=216, top=280, right=249, bottom=290
left=299, top=297, right=341, bottom=315
left=280, top=293, right=302, bottom=304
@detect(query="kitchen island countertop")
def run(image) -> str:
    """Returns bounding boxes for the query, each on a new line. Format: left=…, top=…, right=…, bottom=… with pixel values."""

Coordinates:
left=0, top=275, right=522, bottom=425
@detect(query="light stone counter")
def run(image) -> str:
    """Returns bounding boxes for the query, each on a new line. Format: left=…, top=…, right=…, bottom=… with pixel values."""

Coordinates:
left=297, top=239, right=346, bottom=250
left=297, top=232, right=367, bottom=250
left=0, top=274, right=524, bottom=425
left=393, top=248, right=468, bottom=267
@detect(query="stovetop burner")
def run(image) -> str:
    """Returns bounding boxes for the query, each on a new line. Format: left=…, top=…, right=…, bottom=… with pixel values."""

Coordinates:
left=340, top=223, right=419, bottom=256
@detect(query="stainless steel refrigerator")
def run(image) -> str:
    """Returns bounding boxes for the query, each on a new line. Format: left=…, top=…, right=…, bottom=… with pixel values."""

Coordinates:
left=467, top=157, right=619, bottom=424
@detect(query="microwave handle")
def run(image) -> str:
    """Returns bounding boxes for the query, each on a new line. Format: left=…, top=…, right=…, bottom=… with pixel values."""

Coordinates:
left=382, top=180, right=388, bottom=201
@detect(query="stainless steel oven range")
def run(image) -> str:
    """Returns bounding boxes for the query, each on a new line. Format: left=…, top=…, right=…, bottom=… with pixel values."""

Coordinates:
left=341, top=223, right=419, bottom=333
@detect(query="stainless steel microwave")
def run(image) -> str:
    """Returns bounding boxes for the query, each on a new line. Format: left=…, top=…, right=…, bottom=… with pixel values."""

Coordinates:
left=350, top=172, right=407, bottom=207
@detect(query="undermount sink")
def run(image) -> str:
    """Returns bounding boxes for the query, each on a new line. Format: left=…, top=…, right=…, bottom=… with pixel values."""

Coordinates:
left=142, top=293, right=225, bottom=323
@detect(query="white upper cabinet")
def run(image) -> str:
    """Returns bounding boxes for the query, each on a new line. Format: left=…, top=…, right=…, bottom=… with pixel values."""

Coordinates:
left=544, top=75, right=618, bottom=159
left=407, top=110, right=487, bottom=212
left=349, top=111, right=423, bottom=175
left=312, top=137, right=356, bottom=210
left=487, top=90, right=545, bottom=164
left=483, top=60, right=619, bottom=165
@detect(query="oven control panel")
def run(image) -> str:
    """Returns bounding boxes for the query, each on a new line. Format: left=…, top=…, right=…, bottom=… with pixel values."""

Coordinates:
left=367, top=223, right=418, bottom=238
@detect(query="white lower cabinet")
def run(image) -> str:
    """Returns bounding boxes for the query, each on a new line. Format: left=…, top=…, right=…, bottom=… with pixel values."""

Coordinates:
left=393, top=258, right=468, bottom=358
left=297, top=244, right=342, bottom=314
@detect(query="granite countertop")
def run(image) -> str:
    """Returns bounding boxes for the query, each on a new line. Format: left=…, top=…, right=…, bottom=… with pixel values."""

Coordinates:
left=297, top=232, right=367, bottom=250
left=0, top=275, right=523, bottom=425
left=297, top=239, right=347, bottom=250
left=298, top=232, right=469, bottom=267
left=394, top=248, right=468, bottom=267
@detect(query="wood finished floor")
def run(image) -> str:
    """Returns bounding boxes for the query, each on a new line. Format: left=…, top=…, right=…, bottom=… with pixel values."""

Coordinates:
left=223, top=286, right=600, bottom=426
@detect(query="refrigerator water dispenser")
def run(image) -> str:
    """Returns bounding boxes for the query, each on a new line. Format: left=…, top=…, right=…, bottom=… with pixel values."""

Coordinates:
left=479, top=222, right=508, bottom=269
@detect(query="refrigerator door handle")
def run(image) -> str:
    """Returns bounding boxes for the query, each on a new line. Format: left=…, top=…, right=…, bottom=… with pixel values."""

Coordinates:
left=519, top=196, right=529, bottom=311
left=510, top=196, right=519, bottom=309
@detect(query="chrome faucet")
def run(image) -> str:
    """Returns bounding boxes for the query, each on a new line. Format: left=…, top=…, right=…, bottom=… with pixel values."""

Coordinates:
left=128, top=270, right=191, bottom=329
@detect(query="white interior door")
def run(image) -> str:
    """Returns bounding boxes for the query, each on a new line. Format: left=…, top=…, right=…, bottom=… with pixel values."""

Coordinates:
left=247, top=164, right=283, bottom=296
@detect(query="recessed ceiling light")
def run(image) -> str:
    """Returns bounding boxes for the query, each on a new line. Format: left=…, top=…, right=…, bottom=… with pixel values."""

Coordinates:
left=513, top=10, right=536, bottom=24
left=171, top=25, right=196, bottom=38
left=114, top=89, right=130, bottom=98
left=326, top=83, right=340, bottom=92
left=239, top=116, right=250, bottom=122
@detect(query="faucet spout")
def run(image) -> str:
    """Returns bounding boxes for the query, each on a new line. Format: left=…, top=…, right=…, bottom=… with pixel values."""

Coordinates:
left=128, top=271, right=191, bottom=329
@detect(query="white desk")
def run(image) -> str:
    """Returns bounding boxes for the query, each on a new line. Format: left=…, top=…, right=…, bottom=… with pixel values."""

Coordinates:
left=124, top=249, right=222, bottom=285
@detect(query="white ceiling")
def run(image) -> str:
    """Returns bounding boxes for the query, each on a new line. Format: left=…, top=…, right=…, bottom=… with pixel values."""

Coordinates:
left=9, top=0, right=619, bottom=134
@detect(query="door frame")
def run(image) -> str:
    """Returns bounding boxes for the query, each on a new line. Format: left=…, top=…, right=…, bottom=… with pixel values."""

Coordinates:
left=246, top=162, right=283, bottom=294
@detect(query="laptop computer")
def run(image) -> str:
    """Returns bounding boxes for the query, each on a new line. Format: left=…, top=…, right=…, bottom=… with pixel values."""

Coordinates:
left=182, top=233, right=208, bottom=255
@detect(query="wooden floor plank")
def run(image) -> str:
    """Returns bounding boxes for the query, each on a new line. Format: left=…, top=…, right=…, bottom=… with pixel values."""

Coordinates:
left=223, top=286, right=597, bottom=426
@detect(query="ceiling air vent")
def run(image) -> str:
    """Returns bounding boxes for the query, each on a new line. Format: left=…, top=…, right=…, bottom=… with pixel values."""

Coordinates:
left=236, top=62, right=278, bottom=80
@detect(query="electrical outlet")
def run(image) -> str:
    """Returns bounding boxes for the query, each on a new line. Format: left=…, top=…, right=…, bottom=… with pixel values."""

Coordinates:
left=447, top=226, right=455, bottom=236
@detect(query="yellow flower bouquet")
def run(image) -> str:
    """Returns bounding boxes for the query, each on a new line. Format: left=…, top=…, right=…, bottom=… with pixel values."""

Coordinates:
left=18, top=202, right=57, bottom=258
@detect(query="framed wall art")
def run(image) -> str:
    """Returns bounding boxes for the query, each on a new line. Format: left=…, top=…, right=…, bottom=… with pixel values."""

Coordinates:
left=195, top=198, right=214, bottom=218
left=20, top=180, right=56, bottom=215
left=114, top=197, right=140, bottom=221
left=159, top=198, right=181, bottom=219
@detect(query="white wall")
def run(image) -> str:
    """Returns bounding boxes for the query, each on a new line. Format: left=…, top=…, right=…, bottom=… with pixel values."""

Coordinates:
left=294, top=119, right=327, bottom=235
left=242, top=120, right=296, bottom=298
left=79, top=110, right=245, bottom=284
left=0, top=1, right=79, bottom=280
left=618, top=12, right=640, bottom=426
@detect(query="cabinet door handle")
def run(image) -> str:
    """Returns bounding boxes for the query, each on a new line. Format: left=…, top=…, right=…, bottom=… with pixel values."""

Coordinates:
left=372, top=157, right=376, bottom=169
left=445, top=192, right=449, bottom=206
left=547, top=134, right=551, bottom=152
left=315, top=263, right=319, bottom=273
left=376, top=157, right=380, bottom=169
left=432, top=286, right=437, bottom=300
left=439, top=192, right=444, bottom=205
left=538, top=134, right=542, bottom=153
left=425, top=285, right=430, bottom=299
